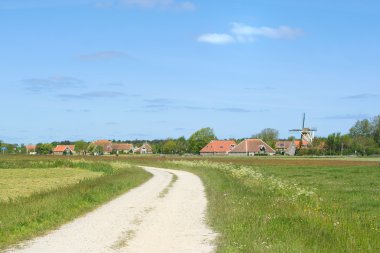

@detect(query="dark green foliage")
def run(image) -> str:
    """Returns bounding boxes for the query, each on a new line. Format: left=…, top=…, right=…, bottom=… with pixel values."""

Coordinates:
left=188, top=127, right=217, bottom=153
left=252, top=128, right=279, bottom=148
left=36, top=143, right=53, bottom=155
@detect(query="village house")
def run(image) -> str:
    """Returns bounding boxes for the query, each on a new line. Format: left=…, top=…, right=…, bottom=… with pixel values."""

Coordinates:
left=229, top=139, right=276, bottom=156
left=53, top=145, right=75, bottom=155
left=92, top=140, right=113, bottom=154
left=134, top=143, right=153, bottom=154
left=111, top=143, right=134, bottom=154
left=200, top=140, right=237, bottom=156
left=294, top=139, right=310, bottom=149
left=90, top=140, right=134, bottom=155
left=25, top=145, right=37, bottom=155
left=275, top=140, right=297, bottom=156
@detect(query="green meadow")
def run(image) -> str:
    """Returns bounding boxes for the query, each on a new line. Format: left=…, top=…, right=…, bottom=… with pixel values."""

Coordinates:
left=124, top=156, right=380, bottom=253
left=1, top=156, right=379, bottom=252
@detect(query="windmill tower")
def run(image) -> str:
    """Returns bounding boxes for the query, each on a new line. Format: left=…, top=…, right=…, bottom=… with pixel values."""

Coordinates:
left=289, top=113, right=317, bottom=147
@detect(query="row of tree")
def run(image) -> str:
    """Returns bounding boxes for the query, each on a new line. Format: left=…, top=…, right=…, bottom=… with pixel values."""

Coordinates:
left=1, top=115, right=379, bottom=156
left=306, top=115, right=380, bottom=156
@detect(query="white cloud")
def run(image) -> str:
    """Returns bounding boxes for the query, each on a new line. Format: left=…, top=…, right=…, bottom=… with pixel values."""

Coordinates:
left=197, top=33, right=235, bottom=45
left=120, top=0, right=194, bottom=10
left=231, top=23, right=302, bottom=40
left=198, top=22, right=302, bottom=45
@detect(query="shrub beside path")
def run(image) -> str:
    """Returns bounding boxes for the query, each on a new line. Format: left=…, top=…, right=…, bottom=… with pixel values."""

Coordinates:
left=6, top=166, right=216, bottom=253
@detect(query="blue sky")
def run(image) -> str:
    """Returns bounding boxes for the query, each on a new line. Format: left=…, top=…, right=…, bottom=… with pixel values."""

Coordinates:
left=1, top=0, right=379, bottom=144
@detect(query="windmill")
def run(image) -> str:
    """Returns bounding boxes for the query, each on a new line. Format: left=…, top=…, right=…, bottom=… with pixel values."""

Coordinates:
left=289, top=113, right=317, bottom=147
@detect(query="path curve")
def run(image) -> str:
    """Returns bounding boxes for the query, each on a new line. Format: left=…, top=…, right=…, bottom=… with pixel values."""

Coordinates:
left=6, top=166, right=216, bottom=253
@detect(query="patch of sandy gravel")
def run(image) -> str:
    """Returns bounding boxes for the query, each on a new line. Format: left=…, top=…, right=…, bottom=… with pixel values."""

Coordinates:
left=6, top=166, right=216, bottom=253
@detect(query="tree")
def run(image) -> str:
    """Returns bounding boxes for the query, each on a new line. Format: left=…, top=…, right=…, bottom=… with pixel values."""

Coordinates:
left=19, top=144, right=27, bottom=154
left=87, top=143, right=103, bottom=155
left=162, top=139, right=177, bottom=154
left=372, top=115, right=380, bottom=146
left=188, top=127, right=217, bottom=153
left=349, top=119, right=372, bottom=138
left=252, top=128, right=279, bottom=147
left=326, top=133, right=342, bottom=155
left=36, top=143, right=53, bottom=155
left=151, top=142, right=164, bottom=154
left=75, top=140, right=89, bottom=155
left=347, top=116, right=380, bottom=155
left=176, top=136, right=188, bottom=155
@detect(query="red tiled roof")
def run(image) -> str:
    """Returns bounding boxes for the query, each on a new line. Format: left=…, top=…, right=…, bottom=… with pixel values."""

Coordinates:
left=200, top=140, right=237, bottom=153
left=92, top=140, right=113, bottom=152
left=294, top=140, right=309, bottom=148
left=229, top=139, right=276, bottom=154
left=26, top=145, right=36, bottom=151
left=93, top=140, right=112, bottom=146
left=112, top=143, right=133, bottom=151
left=53, top=145, right=75, bottom=152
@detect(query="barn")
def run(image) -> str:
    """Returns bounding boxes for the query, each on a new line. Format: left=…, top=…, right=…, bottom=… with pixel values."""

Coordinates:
left=275, top=140, right=297, bottom=156
left=200, top=140, right=237, bottom=156
left=229, top=139, right=275, bottom=156
left=53, top=145, right=75, bottom=155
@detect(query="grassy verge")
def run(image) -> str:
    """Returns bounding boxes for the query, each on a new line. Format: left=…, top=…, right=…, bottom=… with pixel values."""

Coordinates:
left=0, top=158, right=151, bottom=250
left=124, top=157, right=380, bottom=253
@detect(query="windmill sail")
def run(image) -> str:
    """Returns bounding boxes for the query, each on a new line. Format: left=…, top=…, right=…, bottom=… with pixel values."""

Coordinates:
left=289, top=113, right=317, bottom=147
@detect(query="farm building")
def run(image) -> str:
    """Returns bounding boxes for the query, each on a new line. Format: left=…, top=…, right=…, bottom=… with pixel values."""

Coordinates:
left=229, top=139, right=276, bottom=156
left=134, top=143, right=153, bottom=154
left=294, top=139, right=310, bottom=149
left=111, top=143, right=134, bottom=154
left=25, top=145, right=37, bottom=155
left=275, top=141, right=297, bottom=156
left=92, top=140, right=113, bottom=154
left=90, top=140, right=134, bottom=155
left=200, top=140, right=237, bottom=156
left=53, top=145, right=75, bottom=155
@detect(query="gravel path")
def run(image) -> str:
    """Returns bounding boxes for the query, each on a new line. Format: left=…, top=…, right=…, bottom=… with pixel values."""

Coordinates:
left=6, top=166, right=216, bottom=253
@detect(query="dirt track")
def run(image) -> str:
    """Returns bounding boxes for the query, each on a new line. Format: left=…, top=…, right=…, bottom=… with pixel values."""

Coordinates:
left=7, top=167, right=216, bottom=253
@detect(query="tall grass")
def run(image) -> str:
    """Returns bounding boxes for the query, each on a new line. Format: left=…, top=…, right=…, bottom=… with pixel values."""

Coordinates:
left=125, top=157, right=379, bottom=253
left=167, top=160, right=380, bottom=253
left=0, top=158, right=151, bottom=250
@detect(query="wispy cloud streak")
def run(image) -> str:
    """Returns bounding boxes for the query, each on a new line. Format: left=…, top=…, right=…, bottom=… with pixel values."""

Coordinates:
left=22, top=76, right=84, bottom=92
left=143, top=98, right=262, bottom=113
left=198, top=23, right=302, bottom=45
left=343, top=93, right=380, bottom=99
left=59, top=91, right=126, bottom=99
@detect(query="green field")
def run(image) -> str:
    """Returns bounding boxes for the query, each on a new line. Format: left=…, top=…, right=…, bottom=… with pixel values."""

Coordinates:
left=0, top=157, right=151, bottom=249
left=1, top=156, right=379, bottom=252
left=123, top=156, right=380, bottom=253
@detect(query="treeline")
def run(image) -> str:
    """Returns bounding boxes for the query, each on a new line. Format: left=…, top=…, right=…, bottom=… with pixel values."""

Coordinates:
left=300, top=115, right=380, bottom=156
left=0, top=128, right=219, bottom=155
left=1, top=115, right=379, bottom=156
